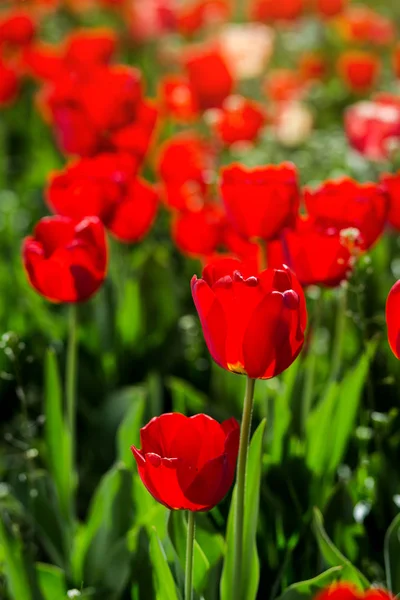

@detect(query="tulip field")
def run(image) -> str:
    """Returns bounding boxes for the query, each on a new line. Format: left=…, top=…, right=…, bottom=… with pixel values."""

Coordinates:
left=3, top=0, right=400, bottom=599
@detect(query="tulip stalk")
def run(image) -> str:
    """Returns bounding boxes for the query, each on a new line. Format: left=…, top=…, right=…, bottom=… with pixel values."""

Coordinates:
left=185, top=511, right=195, bottom=600
left=233, top=376, right=256, bottom=600
left=66, top=304, right=78, bottom=462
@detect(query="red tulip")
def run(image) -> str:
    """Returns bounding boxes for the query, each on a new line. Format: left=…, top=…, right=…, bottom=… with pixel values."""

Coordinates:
left=283, top=217, right=355, bottom=288
left=316, top=582, right=393, bottom=600
left=298, top=52, right=326, bottom=82
left=0, top=11, right=36, bottom=48
left=40, top=64, right=157, bottom=160
left=24, top=28, right=117, bottom=81
left=177, top=0, right=229, bottom=36
left=334, top=7, right=395, bottom=46
left=337, top=50, right=380, bottom=93
left=313, top=0, right=346, bottom=18
left=159, top=75, right=199, bottom=122
left=47, top=153, right=158, bottom=244
left=157, top=133, right=214, bottom=211
left=251, top=0, right=304, bottom=21
left=183, top=45, right=234, bottom=110
left=381, top=172, right=400, bottom=231
left=304, top=177, right=388, bottom=250
left=386, top=280, right=400, bottom=360
left=207, top=95, right=266, bottom=146
left=22, top=216, right=107, bottom=303
left=345, top=96, right=400, bottom=161
left=131, top=413, right=240, bottom=511
left=172, top=204, right=225, bottom=258
left=220, top=163, right=299, bottom=242
left=264, top=69, right=307, bottom=104
left=0, top=60, right=19, bottom=106
left=192, top=259, right=307, bottom=378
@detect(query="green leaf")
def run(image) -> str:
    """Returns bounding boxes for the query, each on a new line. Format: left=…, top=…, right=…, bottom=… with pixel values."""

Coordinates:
left=44, top=349, right=73, bottom=523
left=306, top=345, right=375, bottom=475
left=384, top=513, right=400, bottom=593
left=149, top=528, right=179, bottom=600
left=271, top=360, right=301, bottom=463
left=117, top=386, right=146, bottom=466
left=36, top=563, right=66, bottom=600
left=220, top=419, right=266, bottom=600
left=72, top=465, right=134, bottom=595
left=167, top=511, right=210, bottom=593
left=313, top=508, right=369, bottom=589
left=116, top=278, right=142, bottom=347
left=277, top=567, right=344, bottom=600
left=167, top=377, right=207, bottom=414
left=0, top=516, right=34, bottom=600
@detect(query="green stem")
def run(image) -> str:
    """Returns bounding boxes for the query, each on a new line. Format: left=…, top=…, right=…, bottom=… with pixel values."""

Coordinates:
left=330, top=285, right=348, bottom=382
left=233, top=377, right=256, bottom=600
left=66, top=304, right=78, bottom=457
left=301, top=293, right=323, bottom=435
left=185, top=511, right=195, bottom=600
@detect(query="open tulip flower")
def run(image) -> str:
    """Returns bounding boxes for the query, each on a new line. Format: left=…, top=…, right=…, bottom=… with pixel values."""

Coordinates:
left=131, top=413, right=240, bottom=511
left=386, top=279, right=400, bottom=359
left=283, top=216, right=356, bottom=288
left=345, top=95, right=400, bottom=161
left=337, top=50, right=380, bottom=94
left=220, top=163, right=299, bottom=242
left=192, top=258, right=307, bottom=379
left=22, top=215, right=107, bottom=303
left=40, top=64, right=157, bottom=160
left=315, top=583, right=393, bottom=600
left=304, top=177, right=388, bottom=250
left=47, top=153, right=158, bottom=244
left=206, top=95, right=266, bottom=147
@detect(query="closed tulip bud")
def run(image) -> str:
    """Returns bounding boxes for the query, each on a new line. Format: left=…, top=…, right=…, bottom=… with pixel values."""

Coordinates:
left=131, top=413, right=240, bottom=511
left=192, top=259, right=307, bottom=378
left=22, top=216, right=107, bottom=303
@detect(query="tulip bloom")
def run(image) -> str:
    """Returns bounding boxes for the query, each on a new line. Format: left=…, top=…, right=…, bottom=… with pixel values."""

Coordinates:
left=345, top=97, right=400, bottom=161
left=183, top=45, right=234, bottom=110
left=0, top=11, right=36, bottom=48
left=172, top=204, right=225, bottom=258
left=218, top=23, right=274, bottom=80
left=386, top=280, right=400, bottom=360
left=207, top=95, right=266, bottom=147
left=304, top=177, right=388, bottom=250
left=283, top=217, right=355, bottom=288
left=131, top=413, right=240, bottom=511
left=192, top=259, right=307, bottom=378
left=0, top=60, right=19, bottom=106
left=24, top=28, right=117, bottom=81
left=22, top=216, right=107, bottom=303
left=314, top=0, right=346, bottom=18
left=251, top=0, right=304, bottom=21
left=298, top=52, right=327, bottom=82
left=334, top=6, right=395, bottom=46
left=316, top=582, right=393, bottom=600
left=177, top=0, right=229, bottom=36
left=159, top=75, right=199, bottom=122
left=382, top=172, right=400, bottom=230
left=337, top=51, right=380, bottom=93
left=157, top=133, right=214, bottom=211
left=47, top=153, right=158, bottom=244
left=264, top=69, right=307, bottom=104
left=220, top=163, right=299, bottom=242
left=40, top=64, right=157, bottom=160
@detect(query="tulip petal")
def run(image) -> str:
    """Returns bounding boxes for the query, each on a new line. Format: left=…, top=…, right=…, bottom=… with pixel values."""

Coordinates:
left=191, top=277, right=228, bottom=369
left=386, top=280, right=400, bottom=359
